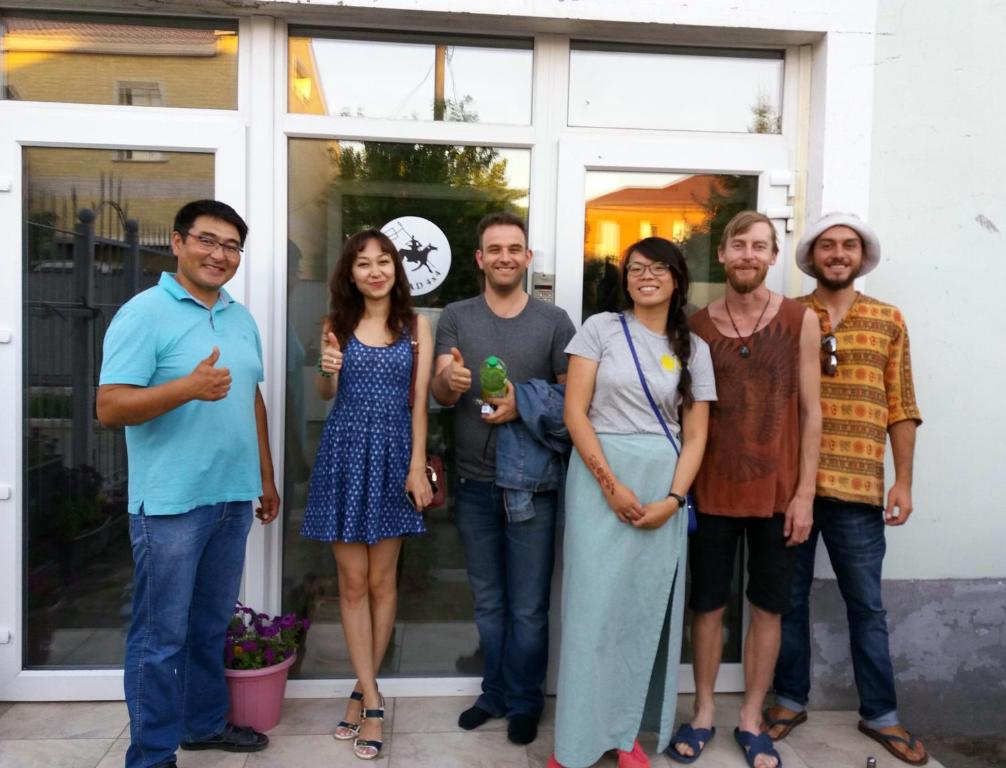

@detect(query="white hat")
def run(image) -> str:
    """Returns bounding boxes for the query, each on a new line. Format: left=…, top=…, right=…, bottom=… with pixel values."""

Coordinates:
left=795, top=212, right=881, bottom=278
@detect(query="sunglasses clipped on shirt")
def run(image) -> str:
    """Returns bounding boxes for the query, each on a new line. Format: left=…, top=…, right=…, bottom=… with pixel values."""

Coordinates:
left=821, top=333, right=838, bottom=376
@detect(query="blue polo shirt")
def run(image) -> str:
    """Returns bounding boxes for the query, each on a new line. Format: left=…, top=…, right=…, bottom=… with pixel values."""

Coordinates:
left=99, top=273, right=265, bottom=515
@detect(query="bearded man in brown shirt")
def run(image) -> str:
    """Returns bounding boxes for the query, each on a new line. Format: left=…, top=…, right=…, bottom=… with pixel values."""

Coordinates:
left=668, top=211, right=821, bottom=768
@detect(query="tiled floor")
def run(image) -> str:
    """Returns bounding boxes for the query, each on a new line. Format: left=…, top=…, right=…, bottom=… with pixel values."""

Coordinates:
left=0, top=695, right=948, bottom=768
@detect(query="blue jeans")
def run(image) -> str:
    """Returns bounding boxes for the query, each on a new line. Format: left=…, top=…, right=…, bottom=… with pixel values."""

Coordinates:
left=774, top=497, right=899, bottom=727
left=124, top=501, right=253, bottom=768
left=455, top=478, right=557, bottom=719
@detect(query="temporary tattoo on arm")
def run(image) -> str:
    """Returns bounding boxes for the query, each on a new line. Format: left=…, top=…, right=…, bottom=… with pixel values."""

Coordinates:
left=587, top=454, right=615, bottom=495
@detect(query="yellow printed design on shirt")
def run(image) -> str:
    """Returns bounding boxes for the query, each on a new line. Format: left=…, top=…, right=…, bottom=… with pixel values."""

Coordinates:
left=797, top=294, right=922, bottom=507
left=660, top=354, right=679, bottom=372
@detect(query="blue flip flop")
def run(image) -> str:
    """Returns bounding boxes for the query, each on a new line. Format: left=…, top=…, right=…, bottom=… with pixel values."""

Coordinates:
left=666, top=723, right=716, bottom=764
left=734, top=728, right=782, bottom=768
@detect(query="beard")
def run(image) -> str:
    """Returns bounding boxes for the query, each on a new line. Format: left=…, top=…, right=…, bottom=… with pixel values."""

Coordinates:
left=725, top=262, right=769, bottom=294
left=812, top=262, right=860, bottom=291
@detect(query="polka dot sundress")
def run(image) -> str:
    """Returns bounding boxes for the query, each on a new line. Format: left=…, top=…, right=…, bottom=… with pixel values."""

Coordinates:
left=300, top=329, right=426, bottom=544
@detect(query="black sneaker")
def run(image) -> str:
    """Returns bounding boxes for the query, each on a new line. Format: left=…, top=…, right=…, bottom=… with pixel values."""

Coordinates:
left=180, top=723, right=269, bottom=752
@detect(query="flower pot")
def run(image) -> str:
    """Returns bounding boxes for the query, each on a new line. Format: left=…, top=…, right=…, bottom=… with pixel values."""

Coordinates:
left=224, top=652, right=296, bottom=732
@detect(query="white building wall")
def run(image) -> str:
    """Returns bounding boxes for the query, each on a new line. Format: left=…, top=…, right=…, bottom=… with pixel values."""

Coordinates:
left=868, top=0, right=1006, bottom=580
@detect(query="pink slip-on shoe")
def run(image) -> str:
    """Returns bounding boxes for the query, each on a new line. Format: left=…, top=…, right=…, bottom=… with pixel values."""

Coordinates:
left=617, top=739, right=651, bottom=768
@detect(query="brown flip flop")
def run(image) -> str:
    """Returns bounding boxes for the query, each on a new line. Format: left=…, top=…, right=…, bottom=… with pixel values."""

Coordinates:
left=762, top=707, right=807, bottom=740
left=857, top=720, right=929, bottom=766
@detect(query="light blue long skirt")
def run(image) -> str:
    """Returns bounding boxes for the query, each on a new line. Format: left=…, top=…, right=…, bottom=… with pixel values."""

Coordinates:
left=554, top=433, right=688, bottom=768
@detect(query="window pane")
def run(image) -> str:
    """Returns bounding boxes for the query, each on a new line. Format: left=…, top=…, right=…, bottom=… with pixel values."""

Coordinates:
left=1, top=15, right=237, bottom=108
left=569, top=43, right=783, bottom=134
left=23, top=147, right=214, bottom=667
left=285, top=138, right=529, bottom=677
left=583, top=171, right=759, bottom=321
left=289, top=31, right=532, bottom=124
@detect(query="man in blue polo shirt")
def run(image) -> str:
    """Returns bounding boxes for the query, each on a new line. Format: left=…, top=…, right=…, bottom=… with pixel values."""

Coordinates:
left=97, top=199, right=280, bottom=768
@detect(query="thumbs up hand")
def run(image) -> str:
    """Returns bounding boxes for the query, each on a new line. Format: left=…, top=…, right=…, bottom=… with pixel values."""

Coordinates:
left=447, top=346, right=472, bottom=394
left=319, top=331, right=344, bottom=376
left=189, top=346, right=232, bottom=401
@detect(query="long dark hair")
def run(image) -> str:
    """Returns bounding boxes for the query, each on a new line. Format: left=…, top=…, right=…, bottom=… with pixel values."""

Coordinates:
left=620, top=237, right=695, bottom=408
left=327, top=229, right=414, bottom=348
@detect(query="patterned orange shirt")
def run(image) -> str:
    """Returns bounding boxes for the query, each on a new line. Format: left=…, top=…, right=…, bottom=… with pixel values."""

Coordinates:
left=798, top=293, right=922, bottom=507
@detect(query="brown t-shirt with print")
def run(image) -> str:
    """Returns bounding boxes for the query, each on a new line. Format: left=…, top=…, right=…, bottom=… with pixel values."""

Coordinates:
left=690, top=297, right=806, bottom=518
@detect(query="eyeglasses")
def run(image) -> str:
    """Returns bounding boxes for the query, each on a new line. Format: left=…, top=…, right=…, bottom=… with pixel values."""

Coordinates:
left=626, top=262, right=670, bottom=278
left=821, top=334, right=838, bottom=376
left=181, top=231, right=243, bottom=259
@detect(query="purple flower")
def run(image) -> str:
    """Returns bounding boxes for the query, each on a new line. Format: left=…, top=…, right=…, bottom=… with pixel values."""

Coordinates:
left=259, top=623, right=280, bottom=638
left=224, top=603, right=309, bottom=670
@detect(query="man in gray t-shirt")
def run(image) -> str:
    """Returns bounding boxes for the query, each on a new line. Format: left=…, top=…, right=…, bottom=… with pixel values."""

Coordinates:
left=432, top=212, right=575, bottom=746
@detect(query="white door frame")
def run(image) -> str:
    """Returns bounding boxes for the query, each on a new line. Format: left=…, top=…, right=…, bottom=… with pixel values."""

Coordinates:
left=552, top=134, right=794, bottom=693
left=0, top=100, right=246, bottom=701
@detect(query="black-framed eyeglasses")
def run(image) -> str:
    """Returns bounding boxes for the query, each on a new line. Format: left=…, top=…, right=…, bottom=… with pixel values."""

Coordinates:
left=821, top=334, right=838, bottom=376
left=181, top=230, right=243, bottom=259
left=626, top=262, right=670, bottom=277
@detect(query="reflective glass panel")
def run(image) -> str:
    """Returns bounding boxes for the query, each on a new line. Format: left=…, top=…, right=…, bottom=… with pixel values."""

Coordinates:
left=581, top=169, right=758, bottom=664
left=289, top=30, right=532, bottom=124
left=569, top=42, right=784, bottom=134
left=1, top=14, right=237, bottom=108
left=285, top=138, right=530, bottom=677
left=23, top=147, right=214, bottom=667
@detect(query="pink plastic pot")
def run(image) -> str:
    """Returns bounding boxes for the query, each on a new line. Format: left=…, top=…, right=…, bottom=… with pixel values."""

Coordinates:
left=224, top=652, right=296, bottom=732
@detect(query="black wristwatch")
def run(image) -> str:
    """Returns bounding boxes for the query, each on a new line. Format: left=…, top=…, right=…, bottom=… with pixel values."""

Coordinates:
left=667, top=492, right=687, bottom=509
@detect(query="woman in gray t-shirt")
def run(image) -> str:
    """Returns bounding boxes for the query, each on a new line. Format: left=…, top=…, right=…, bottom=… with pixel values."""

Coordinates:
left=550, top=238, right=716, bottom=768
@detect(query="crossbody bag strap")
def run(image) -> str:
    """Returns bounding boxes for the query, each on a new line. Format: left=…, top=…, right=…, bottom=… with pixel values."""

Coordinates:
left=408, top=314, right=419, bottom=409
left=618, top=312, right=681, bottom=458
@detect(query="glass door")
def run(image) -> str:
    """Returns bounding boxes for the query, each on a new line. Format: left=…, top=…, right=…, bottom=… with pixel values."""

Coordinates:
left=553, top=136, right=794, bottom=691
left=0, top=104, right=245, bottom=701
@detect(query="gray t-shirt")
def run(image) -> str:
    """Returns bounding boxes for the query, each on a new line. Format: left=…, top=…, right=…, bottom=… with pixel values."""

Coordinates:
left=565, top=311, right=717, bottom=440
left=436, top=295, right=576, bottom=480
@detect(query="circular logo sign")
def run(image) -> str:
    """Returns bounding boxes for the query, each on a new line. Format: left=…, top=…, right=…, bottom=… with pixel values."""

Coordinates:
left=381, top=216, right=451, bottom=296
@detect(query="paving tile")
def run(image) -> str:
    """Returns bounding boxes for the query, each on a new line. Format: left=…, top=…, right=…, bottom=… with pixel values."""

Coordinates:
left=267, top=697, right=340, bottom=736
left=0, top=737, right=114, bottom=768
left=392, top=694, right=551, bottom=735
left=269, top=695, right=394, bottom=737
left=94, top=738, right=249, bottom=768
left=389, top=731, right=528, bottom=768
left=0, top=702, right=128, bottom=739
left=0, top=703, right=11, bottom=720
left=786, top=722, right=944, bottom=768
left=393, top=696, right=506, bottom=734
left=93, top=739, right=127, bottom=768
left=244, top=734, right=379, bottom=767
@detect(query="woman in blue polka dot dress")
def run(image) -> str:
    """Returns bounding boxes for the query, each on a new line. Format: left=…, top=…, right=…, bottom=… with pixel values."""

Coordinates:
left=302, top=228, right=433, bottom=760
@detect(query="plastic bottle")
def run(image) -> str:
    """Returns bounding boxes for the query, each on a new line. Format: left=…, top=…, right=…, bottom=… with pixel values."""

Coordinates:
left=479, top=355, right=508, bottom=400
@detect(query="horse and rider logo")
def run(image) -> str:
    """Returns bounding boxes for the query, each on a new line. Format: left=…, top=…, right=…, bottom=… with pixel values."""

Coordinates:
left=381, top=216, right=452, bottom=296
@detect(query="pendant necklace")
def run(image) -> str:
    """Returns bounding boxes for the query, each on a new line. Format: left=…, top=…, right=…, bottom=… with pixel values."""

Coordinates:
left=724, top=292, right=772, bottom=358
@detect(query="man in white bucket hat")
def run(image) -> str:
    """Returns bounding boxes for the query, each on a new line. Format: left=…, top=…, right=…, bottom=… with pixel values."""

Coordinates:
left=766, top=212, right=927, bottom=766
